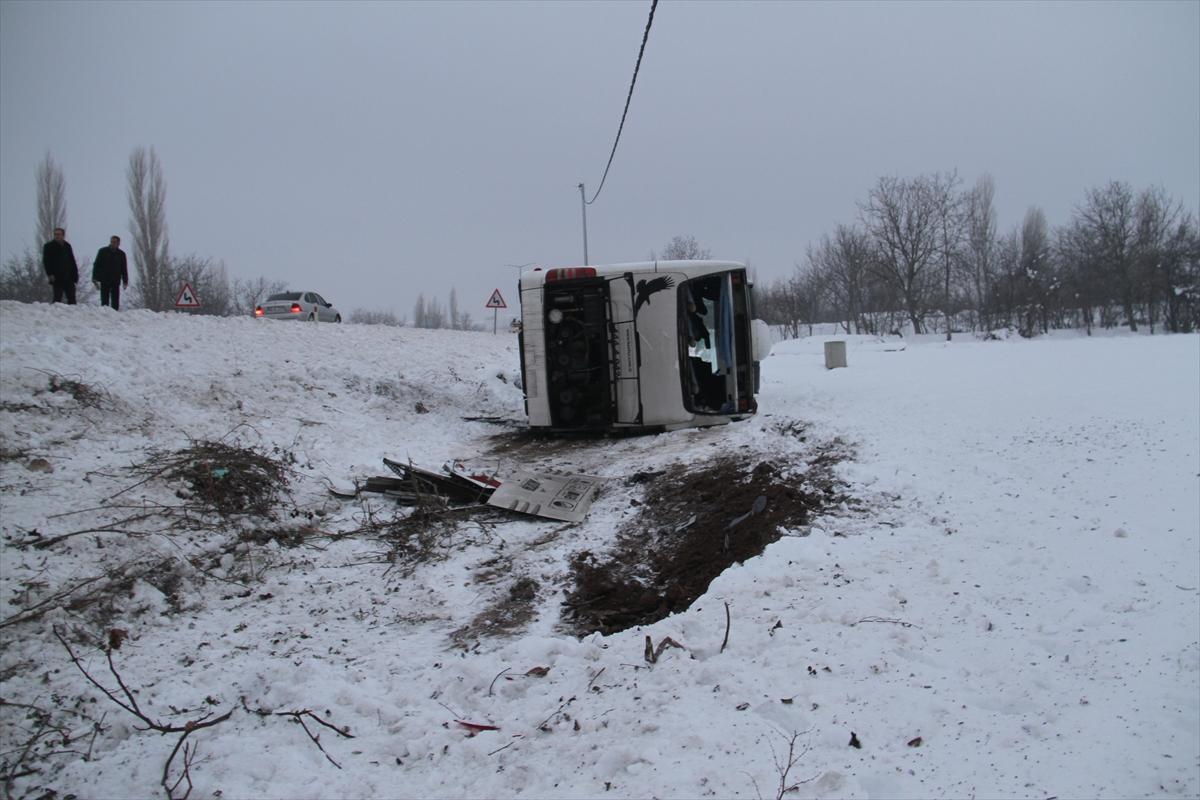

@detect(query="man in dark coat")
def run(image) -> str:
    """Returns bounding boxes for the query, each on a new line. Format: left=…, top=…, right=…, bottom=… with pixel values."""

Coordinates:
left=42, top=227, right=78, bottom=304
left=92, top=236, right=129, bottom=310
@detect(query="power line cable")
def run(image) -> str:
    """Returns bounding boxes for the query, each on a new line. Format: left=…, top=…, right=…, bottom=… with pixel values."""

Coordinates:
left=585, top=0, right=658, bottom=206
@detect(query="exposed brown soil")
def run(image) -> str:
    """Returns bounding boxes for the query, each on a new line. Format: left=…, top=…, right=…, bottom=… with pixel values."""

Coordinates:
left=450, top=565, right=541, bottom=650
left=563, top=442, right=851, bottom=636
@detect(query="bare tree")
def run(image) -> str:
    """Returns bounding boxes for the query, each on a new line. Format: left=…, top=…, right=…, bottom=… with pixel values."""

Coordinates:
left=413, top=294, right=426, bottom=328
left=759, top=264, right=830, bottom=339
left=858, top=173, right=957, bottom=334
left=1071, top=181, right=1139, bottom=331
left=660, top=235, right=712, bottom=261
left=126, top=146, right=171, bottom=311
left=992, top=227, right=1023, bottom=330
left=1019, top=207, right=1053, bottom=335
left=963, top=174, right=998, bottom=331
left=449, top=287, right=460, bottom=330
left=1132, top=186, right=1197, bottom=333
left=934, top=170, right=966, bottom=340
left=807, top=224, right=873, bottom=334
left=36, top=151, right=67, bottom=247
left=2, top=154, right=67, bottom=302
left=1153, top=204, right=1200, bottom=334
left=423, top=296, right=447, bottom=329
left=756, top=276, right=804, bottom=339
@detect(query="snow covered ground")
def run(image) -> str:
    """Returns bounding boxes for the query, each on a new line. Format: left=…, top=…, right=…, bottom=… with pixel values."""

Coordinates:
left=1, top=301, right=1197, bottom=799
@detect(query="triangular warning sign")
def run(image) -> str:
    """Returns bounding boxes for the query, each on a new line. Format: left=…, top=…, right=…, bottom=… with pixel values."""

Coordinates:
left=174, top=283, right=200, bottom=308
left=486, top=289, right=506, bottom=309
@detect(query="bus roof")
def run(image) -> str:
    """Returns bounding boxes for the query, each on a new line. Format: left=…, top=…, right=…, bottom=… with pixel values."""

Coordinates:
left=520, top=260, right=748, bottom=288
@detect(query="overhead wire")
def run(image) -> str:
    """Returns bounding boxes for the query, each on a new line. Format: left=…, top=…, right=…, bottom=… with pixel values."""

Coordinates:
left=585, top=0, right=659, bottom=206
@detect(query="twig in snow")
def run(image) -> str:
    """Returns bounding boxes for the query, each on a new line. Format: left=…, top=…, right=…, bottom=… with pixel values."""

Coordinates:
left=55, top=626, right=235, bottom=735
left=436, top=701, right=465, bottom=720
left=533, top=697, right=575, bottom=732
left=721, top=601, right=731, bottom=653
left=275, top=710, right=354, bottom=768
left=487, top=739, right=518, bottom=756
left=644, top=635, right=685, bottom=664
left=162, top=735, right=196, bottom=800
left=854, top=616, right=918, bottom=628
left=56, top=626, right=236, bottom=800
left=488, top=667, right=512, bottom=696
left=766, top=727, right=816, bottom=800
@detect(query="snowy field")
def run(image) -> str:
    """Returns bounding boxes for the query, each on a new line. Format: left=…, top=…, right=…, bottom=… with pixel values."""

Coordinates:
left=1, top=300, right=1197, bottom=799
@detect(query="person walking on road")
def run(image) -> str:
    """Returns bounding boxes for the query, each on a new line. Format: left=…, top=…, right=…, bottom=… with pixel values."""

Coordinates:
left=92, top=236, right=129, bottom=310
left=43, top=227, right=78, bottom=305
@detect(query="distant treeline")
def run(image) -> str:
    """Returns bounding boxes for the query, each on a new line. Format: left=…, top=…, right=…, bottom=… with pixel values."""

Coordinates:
left=756, top=173, right=1200, bottom=338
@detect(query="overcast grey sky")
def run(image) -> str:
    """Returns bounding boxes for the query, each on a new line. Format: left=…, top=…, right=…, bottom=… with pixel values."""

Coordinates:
left=2, top=1, right=1197, bottom=318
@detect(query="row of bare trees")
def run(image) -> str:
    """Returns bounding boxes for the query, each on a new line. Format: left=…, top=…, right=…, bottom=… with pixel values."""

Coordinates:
left=758, top=172, right=1200, bottom=338
left=409, top=288, right=483, bottom=330
left=1, top=150, right=287, bottom=316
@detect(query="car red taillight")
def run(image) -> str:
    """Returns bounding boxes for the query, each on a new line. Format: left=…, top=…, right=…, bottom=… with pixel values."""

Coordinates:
left=290, top=303, right=302, bottom=313
left=545, top=267, right=596, bottom=282
left=254, top=306, right=263, bottom=316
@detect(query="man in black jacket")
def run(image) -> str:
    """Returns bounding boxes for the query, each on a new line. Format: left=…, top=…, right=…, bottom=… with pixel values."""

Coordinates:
left=42, top=228, right=78, bottom=304
left=92, top=236, right=129, bottom=310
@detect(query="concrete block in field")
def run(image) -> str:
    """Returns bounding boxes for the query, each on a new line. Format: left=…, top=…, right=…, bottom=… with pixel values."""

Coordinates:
left=824, top=340, right=847, bottom=370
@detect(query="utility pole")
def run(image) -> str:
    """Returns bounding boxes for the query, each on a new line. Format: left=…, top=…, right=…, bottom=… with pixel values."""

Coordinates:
left=577, top=183, right=589, bottom=266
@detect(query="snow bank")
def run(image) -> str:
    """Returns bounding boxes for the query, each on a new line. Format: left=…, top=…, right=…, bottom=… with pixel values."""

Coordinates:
left=1, top=302, right=1196, bottom=799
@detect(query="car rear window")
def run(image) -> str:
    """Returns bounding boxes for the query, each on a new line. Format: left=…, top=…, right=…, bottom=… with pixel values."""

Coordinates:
left=266, top=292, right=302, bottom=301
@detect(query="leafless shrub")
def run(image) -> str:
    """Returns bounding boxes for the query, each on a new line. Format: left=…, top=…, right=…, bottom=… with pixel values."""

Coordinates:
left=0, top=249, right=51, bottom=304
left=132, top=440, right=291, bottom=518
left=46, top=373, right=108, bottom=409
left=2, top=439, right=298, bottom=637
left=12, top=441, right=292, bottom=553
left=349, top=308, right=404, bottom=326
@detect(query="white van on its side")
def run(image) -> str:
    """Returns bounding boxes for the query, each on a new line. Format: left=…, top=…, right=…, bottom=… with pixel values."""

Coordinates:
left=517, top=260, right=772, bottom=435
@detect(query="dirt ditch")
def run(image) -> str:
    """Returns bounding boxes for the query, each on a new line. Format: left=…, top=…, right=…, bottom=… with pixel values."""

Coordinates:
left=563, top=443, right=852, bottom=636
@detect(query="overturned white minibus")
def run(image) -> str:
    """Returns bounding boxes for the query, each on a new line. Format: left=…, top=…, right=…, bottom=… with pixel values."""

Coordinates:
left=517, top=260, right=772, bottom=434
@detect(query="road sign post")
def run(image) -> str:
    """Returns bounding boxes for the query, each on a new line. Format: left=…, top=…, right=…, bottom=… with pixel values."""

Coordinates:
left=486, top=289, right=506, bottom=334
